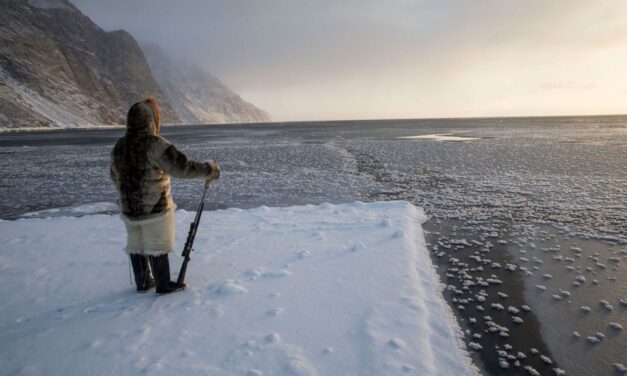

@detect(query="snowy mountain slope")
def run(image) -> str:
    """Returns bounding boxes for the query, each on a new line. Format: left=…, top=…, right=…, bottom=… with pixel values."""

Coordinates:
left=0, top=0, right=179, bottom=129
left=0, top=201, right=477, bottom=375
left=143, top=44, right=271, bottom=125
left=0, top=64, right=102, bottom=127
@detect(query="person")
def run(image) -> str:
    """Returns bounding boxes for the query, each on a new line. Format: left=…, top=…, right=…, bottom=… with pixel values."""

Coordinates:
left=110, top=98, right=220, bottom=294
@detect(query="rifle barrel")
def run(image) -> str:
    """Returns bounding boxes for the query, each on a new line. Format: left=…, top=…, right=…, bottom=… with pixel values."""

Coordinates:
left=177, top=184, right=210, bottom=286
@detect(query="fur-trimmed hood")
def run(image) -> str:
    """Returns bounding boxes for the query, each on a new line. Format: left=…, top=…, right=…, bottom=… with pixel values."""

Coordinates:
left=126, top=98, right=161, bottom=136
left=111, top=98, right=214, bottom=221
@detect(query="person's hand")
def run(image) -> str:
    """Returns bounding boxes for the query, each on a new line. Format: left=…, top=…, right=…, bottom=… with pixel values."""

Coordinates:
left=207, top=160, right=221, bottom=181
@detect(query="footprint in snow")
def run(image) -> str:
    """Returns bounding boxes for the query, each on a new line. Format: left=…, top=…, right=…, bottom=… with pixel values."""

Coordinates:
left=245, top=269, right=262, bottom=280
left=231, top=334, right=317, bottom=376
left=84, top=301, right=137, bottom=315
left=266, top=307, right=284, bottom=317
left=351, top=243, right=366, bottom=252
left=393, top=230, right=405, bottom=239
left=402, top=364, right=416, bottom=373
left=388, top=338, right=406, bottom=349
left=216, top=281, right=247, bottom=296
left=144, top=362, right=163, bottom=372
left=312, top=231, right=325, bottom=238
left=265, top=333, right=281, bottom=344
left=262, top=270, right=292, bottom=279
left=208, top=306, right=224, bottom=318
left=86, top=339, right=103, bottom=350
left=179, top=350, right=194, bottom=358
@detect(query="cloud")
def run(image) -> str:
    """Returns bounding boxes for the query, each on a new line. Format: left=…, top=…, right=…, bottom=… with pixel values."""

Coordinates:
left=72, top=0, right=627, bottom=120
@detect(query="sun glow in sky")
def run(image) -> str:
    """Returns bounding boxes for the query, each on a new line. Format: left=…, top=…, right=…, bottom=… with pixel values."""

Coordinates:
left=73, top=0, right=627, bottom=121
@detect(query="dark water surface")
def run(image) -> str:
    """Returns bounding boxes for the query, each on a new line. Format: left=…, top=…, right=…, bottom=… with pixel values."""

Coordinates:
left=1, top=116, right=626, bottom=375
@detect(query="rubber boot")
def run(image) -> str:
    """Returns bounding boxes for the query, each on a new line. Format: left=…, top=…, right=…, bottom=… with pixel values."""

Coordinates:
left=130, top=254, right=155, bottom=292
left=148, top=254, right=186, bottom=294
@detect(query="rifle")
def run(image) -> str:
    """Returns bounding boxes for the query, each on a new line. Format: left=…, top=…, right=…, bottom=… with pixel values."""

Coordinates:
left=177, top=179, right=212, bottom=286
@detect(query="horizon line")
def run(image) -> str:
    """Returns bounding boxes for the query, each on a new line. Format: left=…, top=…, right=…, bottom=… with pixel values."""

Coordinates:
left=4, top=112, right=626, bottom=134
left=161, top=112, right=627, bottom=127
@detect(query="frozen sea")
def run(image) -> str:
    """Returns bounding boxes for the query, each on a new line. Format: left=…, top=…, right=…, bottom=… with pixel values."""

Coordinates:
left=1, top=116, right=626, bottom=375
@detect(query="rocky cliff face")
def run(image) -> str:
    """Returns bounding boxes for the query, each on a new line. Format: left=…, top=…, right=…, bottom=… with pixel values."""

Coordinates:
left=0, top=0, right=180, bottom=128
left=142, top=44, right=271, bottom=125
left=0, top=0, right=272, bottom=129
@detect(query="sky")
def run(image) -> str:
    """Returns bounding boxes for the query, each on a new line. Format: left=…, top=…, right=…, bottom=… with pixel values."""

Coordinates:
left=72, top=0, right=627, bottom=121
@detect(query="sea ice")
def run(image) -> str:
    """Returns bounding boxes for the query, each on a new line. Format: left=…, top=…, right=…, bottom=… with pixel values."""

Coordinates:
left=491, top=303, right=505, bottom=311
left=540, top=355, right=553, bottom=364
left=507, top=306, right=520, bottom=314
left=600, top=300, right=614, bottom=311
left=524, top=365, right=541, bottom=375
left=498, top=358, right=510, bottom=368
left=613, top=363, right=627, bottom=374
left=586, top=336, right=601, bottom=344
left=468, top=342, right=483, bottom=351
left=609, top=322, right=623, bottom=330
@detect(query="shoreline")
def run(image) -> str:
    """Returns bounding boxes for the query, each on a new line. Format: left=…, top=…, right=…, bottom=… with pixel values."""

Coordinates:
left=2, top=112, right=626, bottom=134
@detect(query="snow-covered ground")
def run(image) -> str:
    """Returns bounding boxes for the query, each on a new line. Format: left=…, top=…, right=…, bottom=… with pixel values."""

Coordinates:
left=0, top=201, right=477, bottom=376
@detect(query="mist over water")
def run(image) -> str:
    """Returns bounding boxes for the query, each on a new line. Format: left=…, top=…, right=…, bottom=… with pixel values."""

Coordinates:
left=0, top=116, right=625, bottom=375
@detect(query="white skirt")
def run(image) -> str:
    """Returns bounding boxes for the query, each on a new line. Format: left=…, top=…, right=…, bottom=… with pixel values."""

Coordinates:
left=122, top=210, right=175, bottom=256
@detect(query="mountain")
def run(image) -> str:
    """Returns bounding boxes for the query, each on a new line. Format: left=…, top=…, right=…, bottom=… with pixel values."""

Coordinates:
left=0, top=0, right=179, bottom=128
left=0, top=0, right=271, bottom=129
left=142, top=44, right=271, bottom=124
